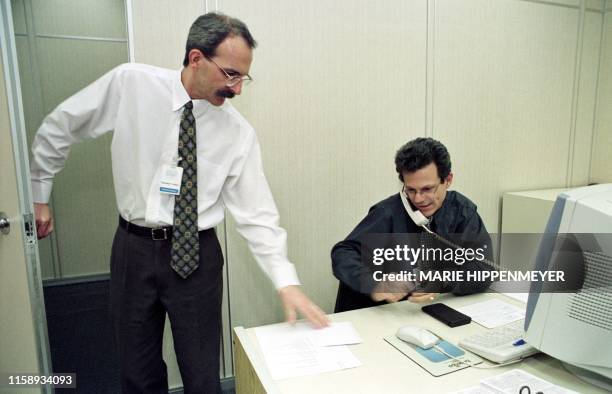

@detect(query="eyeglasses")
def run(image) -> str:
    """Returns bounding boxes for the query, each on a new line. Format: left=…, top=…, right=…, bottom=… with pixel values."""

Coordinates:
left=403, top=182, right=442, bottom=198
left=207, top=56, right=252, bottom=87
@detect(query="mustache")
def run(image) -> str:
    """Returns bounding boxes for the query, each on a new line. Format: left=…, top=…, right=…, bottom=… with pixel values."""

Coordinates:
left=216, top=89, right=235, bottom=99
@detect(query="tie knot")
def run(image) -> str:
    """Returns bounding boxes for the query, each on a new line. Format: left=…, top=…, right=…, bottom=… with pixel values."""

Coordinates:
left=184, top=101, right=193, bottom=110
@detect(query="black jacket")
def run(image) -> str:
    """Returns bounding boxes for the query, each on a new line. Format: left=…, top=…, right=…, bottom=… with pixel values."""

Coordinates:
left=331, top=191, right=493, bottom=312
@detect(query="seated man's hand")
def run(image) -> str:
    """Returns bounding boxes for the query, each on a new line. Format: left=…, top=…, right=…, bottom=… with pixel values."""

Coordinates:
left=370, top=280, right=413, bottom=303
left=279, top=285, right=329, bottom=328
left=34, top=203, right=54, bottom=239
left=408, top=292, right=439, bottom=303
left=371, top=292, right=407, bottom=303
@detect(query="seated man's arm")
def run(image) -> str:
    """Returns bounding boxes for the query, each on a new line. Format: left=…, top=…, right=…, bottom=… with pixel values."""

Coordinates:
left=332, top=204, right=394, bottom=296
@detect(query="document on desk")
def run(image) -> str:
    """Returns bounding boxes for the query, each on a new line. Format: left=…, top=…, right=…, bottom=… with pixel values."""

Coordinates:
left=501, top=292, right=529, bottom=303
left=307, top=322, right=362, bottom=347
left=449, top=370, right=579, bottom=394
left=456, top=299, right=525, bottom=328
left=449, top=387, right=497, bottom=394
left=479, top=369, right=579, bottom=394
left=254, top=322, right=362, bottom=380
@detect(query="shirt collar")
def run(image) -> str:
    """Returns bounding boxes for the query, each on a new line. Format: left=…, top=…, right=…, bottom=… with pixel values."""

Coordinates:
left=172, top=68, right=221, bottom=114
left=428, top=191, right=454, bottom=229
left=172, top=68, right=192, bottom=111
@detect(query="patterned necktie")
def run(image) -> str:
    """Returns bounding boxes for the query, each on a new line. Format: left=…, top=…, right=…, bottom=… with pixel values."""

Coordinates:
left=170, top=101, right=199, bottom=278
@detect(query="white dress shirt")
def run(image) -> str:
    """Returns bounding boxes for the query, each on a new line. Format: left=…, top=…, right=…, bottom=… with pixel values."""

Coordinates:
left=30, top=63, right=299, bottom=289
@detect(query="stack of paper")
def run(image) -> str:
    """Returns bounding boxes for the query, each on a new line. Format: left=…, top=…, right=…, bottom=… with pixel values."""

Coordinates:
left=254, top=322, right=362, bottom=380
left=449, top=369, right=579, bottom=394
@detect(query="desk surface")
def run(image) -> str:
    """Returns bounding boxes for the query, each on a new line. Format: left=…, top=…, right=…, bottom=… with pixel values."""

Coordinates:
left=234, top=292, right=607, bottom=394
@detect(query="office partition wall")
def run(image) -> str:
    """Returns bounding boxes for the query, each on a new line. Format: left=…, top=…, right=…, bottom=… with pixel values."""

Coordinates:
left=12, top=0, right=128, bottom=279
left=217, top=0, right=609, bottom=331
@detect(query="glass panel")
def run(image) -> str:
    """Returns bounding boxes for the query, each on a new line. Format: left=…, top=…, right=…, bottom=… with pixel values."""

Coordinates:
left=14, top=35, right=57, bottom=279
left=10, top=0, right=27, bottom=34
left=35, top=38, right=126, bottom=277
left=31, top=0, right=127, bottom=39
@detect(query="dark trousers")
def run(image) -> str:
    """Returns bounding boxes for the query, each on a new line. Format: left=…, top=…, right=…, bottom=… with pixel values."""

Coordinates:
left=109, top=224, right=224, bottom=394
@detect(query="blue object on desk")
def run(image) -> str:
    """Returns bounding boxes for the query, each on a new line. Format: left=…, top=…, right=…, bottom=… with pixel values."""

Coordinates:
left=415, top=340, right=465, bottom=363
left=513, top=339, right=526, bottom=346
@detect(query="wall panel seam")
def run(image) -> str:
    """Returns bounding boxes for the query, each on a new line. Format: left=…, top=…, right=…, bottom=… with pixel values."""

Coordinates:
left=34, top=34, right=127, bottom=43
left=223, top=217, right=234, bottom=376
left=425, top=0, right=435, bottom=138
left=588, top=6, right=608, bottom=181
left=516, top=0, right=583, bottom=9
left=518, top=0, right=606, bottom=12
left=125, top=0, right=135, bottom=62
left=566, top=1, right=586, bottom=187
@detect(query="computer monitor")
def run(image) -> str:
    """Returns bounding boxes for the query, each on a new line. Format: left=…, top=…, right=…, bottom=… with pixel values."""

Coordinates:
left=524, top=184, right=612, bottom=390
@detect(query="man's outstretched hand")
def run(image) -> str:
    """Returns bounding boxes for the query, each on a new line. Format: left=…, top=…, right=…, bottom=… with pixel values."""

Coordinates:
left=279, top=285, right=329, bottom=328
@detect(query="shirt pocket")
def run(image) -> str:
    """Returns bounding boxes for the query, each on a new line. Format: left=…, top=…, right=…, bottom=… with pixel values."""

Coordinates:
left=196, top=158, right=228, bottom=206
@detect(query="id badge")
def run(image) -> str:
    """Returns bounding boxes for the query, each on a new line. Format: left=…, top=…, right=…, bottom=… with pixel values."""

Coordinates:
left=159, top=165, right=183, bottom=195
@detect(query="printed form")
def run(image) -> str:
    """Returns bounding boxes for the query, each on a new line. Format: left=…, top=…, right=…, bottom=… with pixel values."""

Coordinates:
left=254, top=322, right=362, bottom=380
left=450, top=369, right=579, bottom=394
left=457, top=299, right=526, bottom=328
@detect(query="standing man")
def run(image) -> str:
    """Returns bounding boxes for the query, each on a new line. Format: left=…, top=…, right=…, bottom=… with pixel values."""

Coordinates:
left=31, top=13, right=327, bottom=393
left=332, top=137, right=493, bottom=312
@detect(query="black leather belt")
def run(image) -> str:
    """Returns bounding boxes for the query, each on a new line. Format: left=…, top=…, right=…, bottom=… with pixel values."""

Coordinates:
left=119, top=216, right=173, bottom=241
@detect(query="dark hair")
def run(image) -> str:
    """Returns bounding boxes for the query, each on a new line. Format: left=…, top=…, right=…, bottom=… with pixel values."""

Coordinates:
left=394, top=137, right=451, bottom=182
left=182, top=12, right=257, bottom=67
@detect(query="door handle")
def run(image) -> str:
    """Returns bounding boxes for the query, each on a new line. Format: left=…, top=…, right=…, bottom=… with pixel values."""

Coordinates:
left=0, top=212, right=10, bottom=235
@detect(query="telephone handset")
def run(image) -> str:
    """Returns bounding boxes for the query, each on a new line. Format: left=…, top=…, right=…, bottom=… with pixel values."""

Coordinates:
left=400, top=186, right=462, bottom=249
left=399, top=188, right=496, bottom=269
left=399, top=188, right=430, bottom=227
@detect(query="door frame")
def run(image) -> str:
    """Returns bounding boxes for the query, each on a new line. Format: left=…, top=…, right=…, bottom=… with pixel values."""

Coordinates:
left=0, top=0, right=52, bottom=388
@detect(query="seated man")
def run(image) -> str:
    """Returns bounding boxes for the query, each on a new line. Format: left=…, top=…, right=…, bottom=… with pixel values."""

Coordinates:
left=332, top=137, right=493, bottom=312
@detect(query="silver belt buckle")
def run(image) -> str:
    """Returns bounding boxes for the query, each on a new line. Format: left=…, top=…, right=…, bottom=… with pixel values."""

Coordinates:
left=151, top=227, right=168, bottom=241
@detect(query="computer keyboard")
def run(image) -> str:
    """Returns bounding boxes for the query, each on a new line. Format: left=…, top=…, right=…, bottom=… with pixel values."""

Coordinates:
left=458, top=320, right=539, bottom=363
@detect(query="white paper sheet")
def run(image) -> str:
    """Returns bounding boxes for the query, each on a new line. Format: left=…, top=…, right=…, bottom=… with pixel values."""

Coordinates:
left=254, top=322, right=362, bottom=380
left=457, top=299, right=525, bottom=328
left=448, top=386, right=496, bottom=394
left=480, top=369, right=579, bottom=394
left=449, top=370, right=579, bottom=394
left=308, top=322, right=362, bottom=347
left=501, top=292, right=529, bottom=303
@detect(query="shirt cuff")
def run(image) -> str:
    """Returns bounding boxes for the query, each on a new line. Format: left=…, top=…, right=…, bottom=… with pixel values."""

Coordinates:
left=30, top=180, right=52, bottom=203
left=269, top=262, right=301, bottom=290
